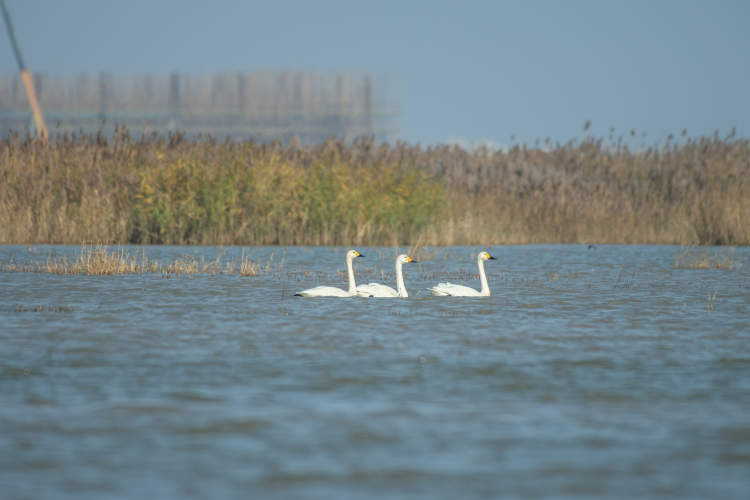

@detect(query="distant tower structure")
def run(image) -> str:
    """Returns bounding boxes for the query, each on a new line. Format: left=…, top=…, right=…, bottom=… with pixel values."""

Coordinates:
left=0, top=70, right=400, bottom=143
left=98, top=72, right=111, bottom=121
left=168, top=72, right=181, bottom=130
left=236, top=72, right=246, bottom=118
left=362, top=75, right=374, bottom=137
left=334, top=75, right=348, bottom=136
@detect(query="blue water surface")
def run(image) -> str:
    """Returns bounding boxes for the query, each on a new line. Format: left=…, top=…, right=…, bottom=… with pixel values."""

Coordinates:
left=1, top=245, right=749, bottom=499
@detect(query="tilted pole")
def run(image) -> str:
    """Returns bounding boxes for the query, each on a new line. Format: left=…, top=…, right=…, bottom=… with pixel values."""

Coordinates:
left=1, top=0, right=48, bottom=141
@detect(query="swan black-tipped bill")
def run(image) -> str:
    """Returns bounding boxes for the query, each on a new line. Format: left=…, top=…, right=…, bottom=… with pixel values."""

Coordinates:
left=489, top=256, right=497, bottom=260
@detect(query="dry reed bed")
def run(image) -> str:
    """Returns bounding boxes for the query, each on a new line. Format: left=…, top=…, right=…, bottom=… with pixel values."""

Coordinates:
left=0, top=245, right=263, bottom=276
left=673, top=246, right=740, bottom=270
left=1, top=128, right=748, bottom=245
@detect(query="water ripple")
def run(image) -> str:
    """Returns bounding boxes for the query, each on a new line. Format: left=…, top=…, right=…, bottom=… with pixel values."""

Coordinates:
left=1, top=244, right=749, bottom=499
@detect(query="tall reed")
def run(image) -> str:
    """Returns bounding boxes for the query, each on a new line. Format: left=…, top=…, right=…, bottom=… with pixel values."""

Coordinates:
left=1, top=128, right=747, bottom=245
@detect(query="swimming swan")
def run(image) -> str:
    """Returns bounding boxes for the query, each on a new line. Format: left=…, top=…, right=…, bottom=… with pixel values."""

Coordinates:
left=295, top=249, right=365, bottom=297
left=357, top=254, right=417, bottom=298
left=428, top=251, right=496, bottom=297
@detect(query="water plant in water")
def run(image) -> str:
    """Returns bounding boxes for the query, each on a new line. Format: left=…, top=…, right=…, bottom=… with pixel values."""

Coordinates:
left=0, top=244, right=266, bottom=276
left=674, top=246, right=740, bottom=270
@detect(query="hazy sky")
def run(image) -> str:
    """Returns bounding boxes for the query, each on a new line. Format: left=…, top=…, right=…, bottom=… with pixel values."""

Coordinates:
left=1, top=0, right=748, bottom=145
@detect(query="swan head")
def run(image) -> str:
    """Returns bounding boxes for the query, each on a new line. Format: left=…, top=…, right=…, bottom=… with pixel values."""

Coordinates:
left=347, top=249, right=364, bottom=259
left=479, top=251, right=496, bottom=261
left=397, top=254, right=417, bottom=264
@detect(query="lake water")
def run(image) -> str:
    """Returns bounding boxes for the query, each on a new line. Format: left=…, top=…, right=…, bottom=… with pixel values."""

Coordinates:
left=1, top=244, right=749, bottom=499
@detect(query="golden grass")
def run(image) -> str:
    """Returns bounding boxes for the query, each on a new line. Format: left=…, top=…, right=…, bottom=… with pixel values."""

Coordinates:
left=223, top=251, right=262, bottom=276
left=0, top=128, right=748, bottom=245
left=0, top=245, right=154, bottom=275
left=0, top=244, right=266, bottom=276
left=673, top=246, right=740, bottom=270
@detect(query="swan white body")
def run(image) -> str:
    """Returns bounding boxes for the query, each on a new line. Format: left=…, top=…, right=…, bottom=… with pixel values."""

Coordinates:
left=357, top=254, right=416, bottom=298
left=429, top=251, right=496, bottom=297
left=295, top=250, right=365, bottom=297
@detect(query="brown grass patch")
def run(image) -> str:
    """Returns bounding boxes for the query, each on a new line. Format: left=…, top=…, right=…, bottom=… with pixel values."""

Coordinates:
left=674, top=246, right=740, bottom=270
left=0, top=244, right=267, bottom=276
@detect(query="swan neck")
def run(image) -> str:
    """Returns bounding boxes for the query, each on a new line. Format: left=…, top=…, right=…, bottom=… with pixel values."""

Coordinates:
left=346, top=254, right=356, bottom=294
left=396, top=260, right=407, bottom=297
left=478, top=257, right=490, bottom=296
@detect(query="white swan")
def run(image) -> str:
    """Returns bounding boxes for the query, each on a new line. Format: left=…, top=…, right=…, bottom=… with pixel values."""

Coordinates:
left=295, top=249, right=365, bottom=297
left=428, top=251, right=496, bottom=297
left=357, top=254, right=416, bottom=298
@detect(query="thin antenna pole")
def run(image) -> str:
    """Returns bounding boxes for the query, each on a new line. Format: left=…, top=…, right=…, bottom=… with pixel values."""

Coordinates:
left=1, top=0, right=48, bottom=141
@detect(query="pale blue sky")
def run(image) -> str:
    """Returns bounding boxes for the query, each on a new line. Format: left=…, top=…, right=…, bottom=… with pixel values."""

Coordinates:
left=1, top=0, right=748, bottom=145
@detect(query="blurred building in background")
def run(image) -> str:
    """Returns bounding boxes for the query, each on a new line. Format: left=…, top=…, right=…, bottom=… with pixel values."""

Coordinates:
left=0, top=71, right=400, bottom=143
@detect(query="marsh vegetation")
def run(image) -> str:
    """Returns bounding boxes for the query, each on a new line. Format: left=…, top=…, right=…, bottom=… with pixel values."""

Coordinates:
left=1, top=128, right=747, bottom=245
left=673, top=245, right=740, bottom=270
left=0, top=244, right=263, bottom=276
